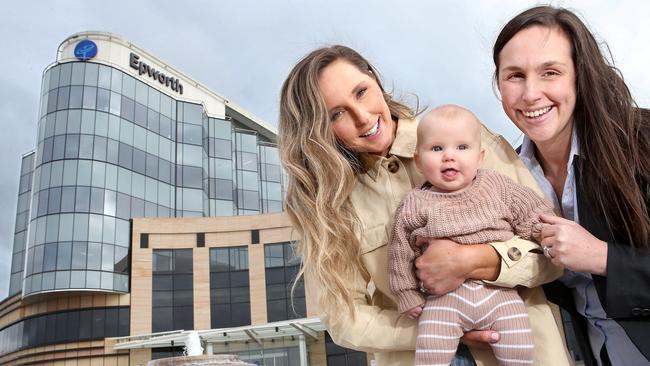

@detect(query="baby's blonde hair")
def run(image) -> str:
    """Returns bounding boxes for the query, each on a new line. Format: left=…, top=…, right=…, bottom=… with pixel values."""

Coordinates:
left=416, top=104, right=482, bottom=150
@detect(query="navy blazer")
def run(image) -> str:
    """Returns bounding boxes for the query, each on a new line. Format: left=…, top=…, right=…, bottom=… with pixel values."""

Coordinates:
left=543, top=159, right=650, bottom=366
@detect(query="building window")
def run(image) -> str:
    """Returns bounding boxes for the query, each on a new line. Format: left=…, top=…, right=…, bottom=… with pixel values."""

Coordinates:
left=259, top=144, right=283, bottom=213
left=234, top=345, right=301, bottom=366
left=0, top=306, right=129, bottom=357
left=9, top=153, right=35, bottom=296
left=152, top=249, right=193, bottom=332
left=152, top=346, right=185, bottom=360
left=325, top=332, right=368, bottom=366
left=210, top=247, right=250, bottom=328
left=264, top=242, right=305, bottom=322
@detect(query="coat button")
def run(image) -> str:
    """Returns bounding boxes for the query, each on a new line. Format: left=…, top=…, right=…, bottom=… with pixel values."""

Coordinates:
left=387, top=161, right=399, bottom=173
left=507, top=247, right=522, bottom=261
left=632, top=307, right=642, bottom=316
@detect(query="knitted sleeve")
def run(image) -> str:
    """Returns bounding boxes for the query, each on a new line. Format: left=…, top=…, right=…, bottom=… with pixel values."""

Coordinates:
left=502, top=173, right=555, bottom=242
left=388, top=194, right=426, bottom=313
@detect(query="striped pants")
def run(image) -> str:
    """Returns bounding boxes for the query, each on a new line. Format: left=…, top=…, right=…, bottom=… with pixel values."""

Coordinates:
left=416, top=281, right=533, bottom=366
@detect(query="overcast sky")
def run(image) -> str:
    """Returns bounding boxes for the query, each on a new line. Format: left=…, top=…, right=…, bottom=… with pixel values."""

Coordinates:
left=1, top=0, right=648, bottom=298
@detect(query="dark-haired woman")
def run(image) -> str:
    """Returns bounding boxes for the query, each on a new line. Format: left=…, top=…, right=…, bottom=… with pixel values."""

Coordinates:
left=419, top=5, right=650, bottom=366
left=493, top=6, right=650, bottom=366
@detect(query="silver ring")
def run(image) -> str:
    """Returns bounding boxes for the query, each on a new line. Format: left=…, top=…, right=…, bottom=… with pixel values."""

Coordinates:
left=543, top=246, right=553, bottom=258
left=419, top=281, right=427, bottom=294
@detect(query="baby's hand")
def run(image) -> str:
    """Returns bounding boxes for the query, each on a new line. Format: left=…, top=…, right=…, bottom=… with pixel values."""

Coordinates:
left=405, top=305, right=423, bottom=319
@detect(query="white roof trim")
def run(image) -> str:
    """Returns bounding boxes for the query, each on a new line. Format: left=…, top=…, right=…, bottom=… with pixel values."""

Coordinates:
left=112, top=318, right=326, bottom=350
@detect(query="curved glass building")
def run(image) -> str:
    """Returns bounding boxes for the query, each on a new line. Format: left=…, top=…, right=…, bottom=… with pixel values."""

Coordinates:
left=0, top=32, right=369, bottom=366
left=14, top=32, right=282, bottom=298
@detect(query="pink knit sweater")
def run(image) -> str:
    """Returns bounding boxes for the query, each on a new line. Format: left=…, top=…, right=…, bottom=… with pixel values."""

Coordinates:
left=389, top=169, right=554, bottom=313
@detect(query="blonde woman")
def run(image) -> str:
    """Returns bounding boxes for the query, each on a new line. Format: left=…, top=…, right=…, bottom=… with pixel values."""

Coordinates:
left=278, top=45, right=570, bottom=366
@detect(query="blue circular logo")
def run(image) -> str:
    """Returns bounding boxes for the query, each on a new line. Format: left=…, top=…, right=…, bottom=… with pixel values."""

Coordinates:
left=74, top=39, right=98, bottom=61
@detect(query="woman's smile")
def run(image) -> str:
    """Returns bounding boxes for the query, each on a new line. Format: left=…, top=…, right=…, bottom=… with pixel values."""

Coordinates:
left=319, top=60, right=395, bottom=156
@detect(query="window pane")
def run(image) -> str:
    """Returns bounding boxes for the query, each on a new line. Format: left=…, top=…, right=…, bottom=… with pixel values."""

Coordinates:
left=173, top=306, right=193, bottom=331
left=153, top=251, right=172, bottom=273
left=97, top=88, right=110, bottom=112
left=153, top=290, right=173, bottom=307
left=153, top=275, right=173, bottom=291
left=182, top=124, right=202, bottom=145
left=84, top=63, right=98, bottom=86
left=182, top=166, right=203, bottom=189
left=57, top=242, right=72, bottom=270
left=238, top=133, right=257, bottom=153
left=211, top=304, right=230, bottom=328
left=78, top=309, right=92, bottom=340
left=183, top=103, right=202, bottom=125
left=102, top=244, right=114, bottom=271
left=215, top=179, right=232, bottom=200
left=92, top=308, right=106, bottom=338
left=230, top=271, right=248, bottom=287
left=173, top=274, right=193, bottom=290
left=82, top=86, right=97, bottom=109
left=71, top=63, right=85, bottom=85
left=230, top=286, right=249, bottom=303
left=174, top=249, right=192, bottom=273
left=173, top=290, right=193, bottom=307
left=238, top=152, right=258, bottom=172
left=71, top=242, right=87, bottom=269
left=87, top=242, right=101, bottom=270
left=152, top=307, right=172, bottom=332
left=266, top=299, right=287, bottom=322
left=211, top=288, right=230, bottom=304
left=231, top=302, right=250, bottom=326
left=69, top=86, right=83, bottom=109
left=121, top=96, right=135, bottom=122
left=57, top=86, right=70, bottom=110
left=105, top=308, right=119, bottom=337
left=265, top=244, right=284, bottom=267
left=43, top=243, right=57, bottom=271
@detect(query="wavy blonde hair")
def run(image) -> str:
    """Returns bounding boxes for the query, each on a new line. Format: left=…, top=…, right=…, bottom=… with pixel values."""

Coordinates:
left=278, top=45, right=414, bottom=317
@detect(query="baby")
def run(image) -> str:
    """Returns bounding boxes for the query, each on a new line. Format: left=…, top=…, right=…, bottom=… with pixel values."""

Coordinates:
left=389, top=105, right=555, bottom=365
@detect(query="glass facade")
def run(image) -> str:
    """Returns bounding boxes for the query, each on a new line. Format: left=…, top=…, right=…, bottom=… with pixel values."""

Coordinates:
left=264, top=242, right=305, bottom=322
left=325, top=332, right=368, bottom=366
left=0, top=306, right=129, bottom=356
left=236, top=345, right=301, bottom=365
left=151, top=346, right=185, bottom=360
left=152, top=249, right=194, bottom=332
left=207, top=117, right=235, bottom=216
left=234, top=130, right=260, bottom=215
left=8, top=153, right=35, bottom=296
left=210, top=247, right=251, bottom=328
left=259, top=143, right=283, bottom=213
left=16, top=60, right=283, bottom=297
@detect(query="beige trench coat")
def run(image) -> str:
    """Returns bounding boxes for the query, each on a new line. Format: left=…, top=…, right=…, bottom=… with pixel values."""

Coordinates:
left=312, top=118, right=572, bottom=366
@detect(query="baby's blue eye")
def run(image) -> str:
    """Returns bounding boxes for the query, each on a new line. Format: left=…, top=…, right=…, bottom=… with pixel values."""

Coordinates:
left=432, top=146, right=442, bottom=152
left=458, top=144, right=468, bottom=150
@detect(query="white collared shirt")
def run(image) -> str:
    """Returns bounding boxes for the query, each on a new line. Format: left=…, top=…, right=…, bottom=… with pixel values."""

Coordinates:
left=518, top=131, right=649, bottom=366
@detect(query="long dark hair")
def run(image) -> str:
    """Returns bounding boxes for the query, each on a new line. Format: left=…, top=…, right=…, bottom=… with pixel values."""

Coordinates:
left=494, top=6, right=650, bottom=248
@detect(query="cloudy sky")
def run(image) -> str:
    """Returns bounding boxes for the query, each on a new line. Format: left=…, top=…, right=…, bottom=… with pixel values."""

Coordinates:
left=1, top=0, right=648, bottom=297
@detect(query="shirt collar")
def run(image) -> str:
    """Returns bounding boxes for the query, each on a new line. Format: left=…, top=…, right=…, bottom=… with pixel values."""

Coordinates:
left=358, top=117, right=417, bottom=179
left=519, top=126, right=581, bottom=172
